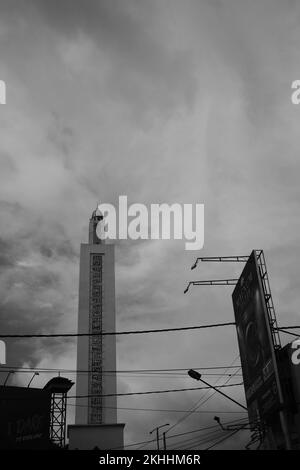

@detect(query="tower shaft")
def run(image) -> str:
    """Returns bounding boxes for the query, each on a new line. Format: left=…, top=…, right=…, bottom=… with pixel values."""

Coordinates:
left=75, top=212, right=117, bottom=425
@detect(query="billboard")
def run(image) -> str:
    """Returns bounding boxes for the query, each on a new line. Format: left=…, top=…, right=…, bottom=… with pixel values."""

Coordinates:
left=0, top=385, right=51, bottom=449
left=232, top=251, right=281, bottom=425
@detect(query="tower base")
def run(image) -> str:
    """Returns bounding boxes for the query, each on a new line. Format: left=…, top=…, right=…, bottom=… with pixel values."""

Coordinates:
left=68, top=423, right=125, bottom=450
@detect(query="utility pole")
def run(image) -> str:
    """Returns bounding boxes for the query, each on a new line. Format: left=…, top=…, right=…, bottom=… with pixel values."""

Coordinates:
left=149, top=424, right=169, bottom=450
left=163, top=432, right=167, bottom=450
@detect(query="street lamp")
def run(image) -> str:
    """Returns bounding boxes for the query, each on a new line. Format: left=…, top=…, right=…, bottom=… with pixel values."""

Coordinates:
left=187, top=369, right=247, bottom=411
left=27, top=372, right=39, bottom=388
left=214, top=415, right=251, bottom=431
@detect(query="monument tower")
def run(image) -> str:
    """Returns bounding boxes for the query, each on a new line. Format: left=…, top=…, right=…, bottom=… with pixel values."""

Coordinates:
left=68, top=208, right=124, bottom=449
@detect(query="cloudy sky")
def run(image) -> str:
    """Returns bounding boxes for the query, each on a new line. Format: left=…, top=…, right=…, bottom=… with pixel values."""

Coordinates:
left=0, top=0, right=299, bottom=450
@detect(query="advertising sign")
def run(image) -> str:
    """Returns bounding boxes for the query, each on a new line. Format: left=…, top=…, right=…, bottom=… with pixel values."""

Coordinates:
left=232, top=251, right=281, bottom=425
left=0, top=385, right=51, bottom=449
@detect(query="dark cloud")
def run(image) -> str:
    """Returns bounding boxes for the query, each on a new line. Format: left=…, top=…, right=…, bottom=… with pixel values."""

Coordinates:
left=1, top=0, right=198, bottom=120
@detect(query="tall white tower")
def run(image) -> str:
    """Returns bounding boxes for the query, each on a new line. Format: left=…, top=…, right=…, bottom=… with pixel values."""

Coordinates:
left=68, top=209, right=124, bottom=449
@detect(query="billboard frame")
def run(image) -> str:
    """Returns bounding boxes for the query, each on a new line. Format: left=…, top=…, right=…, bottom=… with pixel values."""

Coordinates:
left=232, top=249, right=291, bottom=449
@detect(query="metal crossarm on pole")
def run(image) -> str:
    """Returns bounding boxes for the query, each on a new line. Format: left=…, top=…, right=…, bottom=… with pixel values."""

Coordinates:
left=184, top=279, right=238, bottom=293
left=191, top=255, right=249, bottom=270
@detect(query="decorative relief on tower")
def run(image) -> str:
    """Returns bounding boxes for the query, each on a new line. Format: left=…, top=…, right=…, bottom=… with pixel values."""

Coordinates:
left=88, top=253, right=103, bottom=424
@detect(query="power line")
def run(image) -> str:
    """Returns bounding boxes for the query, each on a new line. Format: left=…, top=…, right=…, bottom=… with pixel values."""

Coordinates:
left=0, top=322, right=236, bottom=338
left=191, top=373, right=247, bottom=411
left=68, top=403, right=247, bottom=414
left=111, top=437, right=156, bottom=450
left=168, top=429, right=226, bottom=450
left=166, top=419, right=248, bottom=450
left=0, top=365, right=241, bottom=373
left=179, top=429, right=243, bottom=451
left=129, top=418, right=247, bottom=451
left=167, top=418, right=248, bottom=441
left=165, top=385, right=216, bottom=435
left=187, top=359, right=242, bottom=418
left=276, top=326, right=300, bottom=330
left=181, top=433, right=227, bottom=450
left=165, top=355, right=241, bottom=435
left=69, top=382, right=243, bottom=399
left=270, top=326, right=300, bottom=340
left=172, top=427, right=241, bottom=450
left=0, top=369, right=242, bottom=378
left=110, top=418, right=248, bottom=450
left=132, top=418, right=249, bottom=451
left=163, top=420, right=248, bottom=450
left=0, top=382, right=243, bottom=400
left=204, top=428, right=242, bottom=450
left=276, top=328, right=300, bottom=339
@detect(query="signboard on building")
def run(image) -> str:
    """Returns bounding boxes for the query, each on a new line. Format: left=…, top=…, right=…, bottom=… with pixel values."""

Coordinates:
left=0, top=385, right=51, bottom=449
left=232, top=251, right=281, bottom=425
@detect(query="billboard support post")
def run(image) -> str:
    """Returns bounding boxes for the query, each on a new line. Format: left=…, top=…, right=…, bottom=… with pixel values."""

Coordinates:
left=255, top=250, right=291, bottom=450
left=44, top=377, right=74, bottom=448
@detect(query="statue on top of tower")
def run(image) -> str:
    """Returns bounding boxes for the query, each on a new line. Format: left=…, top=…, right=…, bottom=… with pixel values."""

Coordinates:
left=89, top=205, right=105, bottom=244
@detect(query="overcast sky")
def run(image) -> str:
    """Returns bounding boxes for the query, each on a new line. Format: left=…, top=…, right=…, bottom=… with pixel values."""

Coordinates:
left=0, top=0, right=299, bottom=450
